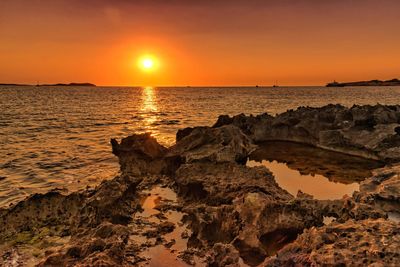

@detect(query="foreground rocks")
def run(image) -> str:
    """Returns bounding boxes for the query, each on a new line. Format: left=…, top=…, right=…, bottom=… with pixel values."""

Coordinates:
left=1, top=104, right=399, bottom=266
left=266, top=219, right=400, bottom=266
left=355, top=164, right=400, bottom=214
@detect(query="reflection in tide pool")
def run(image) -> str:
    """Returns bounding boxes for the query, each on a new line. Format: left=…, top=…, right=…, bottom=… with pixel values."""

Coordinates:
left=248, top=142, right=384, bottom=200
left=134, top=186, right=193, bottom=267
left=247, top=160, right=359, bottom=200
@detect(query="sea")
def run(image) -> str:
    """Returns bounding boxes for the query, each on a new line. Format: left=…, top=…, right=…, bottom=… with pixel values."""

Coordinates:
left=1, top=85, right=400, bottom=207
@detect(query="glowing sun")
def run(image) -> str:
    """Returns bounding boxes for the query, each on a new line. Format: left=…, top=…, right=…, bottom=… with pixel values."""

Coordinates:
left=138, top=55, right=158, bottom=71
left=142, top=58, right=153, bottom=69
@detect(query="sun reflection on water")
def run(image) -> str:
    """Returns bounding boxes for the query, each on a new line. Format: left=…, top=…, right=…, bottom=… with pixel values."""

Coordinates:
left=140, top=86, right=158, bottom=133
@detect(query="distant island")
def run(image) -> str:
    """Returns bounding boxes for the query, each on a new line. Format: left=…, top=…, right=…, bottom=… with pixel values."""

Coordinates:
left=326, top=78, right=400, bottom=87
left=0, top=82, right=96, bottom=87
left=38, top=82, right=96, bottom=87
left=0, top=83, right=30, bottom=86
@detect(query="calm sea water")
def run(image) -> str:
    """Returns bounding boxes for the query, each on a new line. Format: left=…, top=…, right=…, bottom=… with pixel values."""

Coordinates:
left=1, top=85, right=400, bottom=207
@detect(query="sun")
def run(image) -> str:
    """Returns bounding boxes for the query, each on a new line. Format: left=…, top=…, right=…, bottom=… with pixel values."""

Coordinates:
left=142, top=58, right=154, bottom=69
left=138, top=55, right=158, bottom=72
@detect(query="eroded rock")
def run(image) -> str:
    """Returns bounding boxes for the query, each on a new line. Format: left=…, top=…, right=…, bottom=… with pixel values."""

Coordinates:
left=265, top=219, right=400, bottom=266
left=175, top=162, right=291, bottom=205
left=111, top=133, right=168, bottom=176
left=212, top=104, right=400, bottom=161
left=355, top=164, right=400, bottom=213
left=173, top=161, right=389, bottom=266
left=169, top=125, right=256, bottom=164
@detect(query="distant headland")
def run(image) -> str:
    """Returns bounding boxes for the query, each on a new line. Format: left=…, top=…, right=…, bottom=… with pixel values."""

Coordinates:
left=39, top=82, right=96, bottom=87
left=0, top=83, right=30, bottom=86
left=326, top=78, right=400, bottom=87
left=0, top=82, right=96, bottom=87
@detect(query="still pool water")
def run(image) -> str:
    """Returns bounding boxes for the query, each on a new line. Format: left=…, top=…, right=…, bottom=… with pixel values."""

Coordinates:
left=247, top=142, right=384, bottom=200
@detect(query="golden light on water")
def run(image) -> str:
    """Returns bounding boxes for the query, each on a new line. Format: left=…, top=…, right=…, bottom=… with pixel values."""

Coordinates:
left=140, top=86, right=158, bottom=132
left=141, top=87, right=157, bottom=112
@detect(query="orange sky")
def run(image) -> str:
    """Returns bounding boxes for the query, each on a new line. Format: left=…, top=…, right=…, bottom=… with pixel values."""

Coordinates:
left=0, top=0, right=399, bottom=86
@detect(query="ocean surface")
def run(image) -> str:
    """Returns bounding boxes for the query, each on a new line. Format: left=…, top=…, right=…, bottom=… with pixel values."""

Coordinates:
left=1, top=85, right=400, bottom=207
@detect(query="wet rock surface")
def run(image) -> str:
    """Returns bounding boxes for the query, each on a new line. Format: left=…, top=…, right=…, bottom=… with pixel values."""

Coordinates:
left=1, top=104, right=399, bottom=266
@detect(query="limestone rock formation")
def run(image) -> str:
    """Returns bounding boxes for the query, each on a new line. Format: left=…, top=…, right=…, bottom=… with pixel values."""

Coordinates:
left=169, top=125, right=256, bottom=164
left=355, top=164, right=400, bottom=213
left=175, top=162, right=292, bottom=205
left=173, top=161, right=388, bottom=266
left=111, top=133, right=168, bottom=175
left=1, top=104, right=400, bottom=266
left=265, top=219, right=400, bottom=266
left=212, top=104, right=400, bottom=161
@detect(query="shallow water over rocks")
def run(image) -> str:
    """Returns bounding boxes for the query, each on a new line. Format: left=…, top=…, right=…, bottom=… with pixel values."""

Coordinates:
left=133, top=186, right=194, bottom=267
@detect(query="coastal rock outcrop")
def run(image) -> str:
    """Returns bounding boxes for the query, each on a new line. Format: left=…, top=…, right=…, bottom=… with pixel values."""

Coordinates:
left=111, top=133, right=168, bottom=175
left=265, top=219, right=400, bottom=266
left=212, top=104, right=400, bottom=161
left=173, top=161, right=388, bottom=266
left=175, top=162, right=292, bottom=205
left=1, top=104, right=400, bottom=266
left=169, top=125, right=256, bottom=164
left=355, top=164, right=400, bottom=213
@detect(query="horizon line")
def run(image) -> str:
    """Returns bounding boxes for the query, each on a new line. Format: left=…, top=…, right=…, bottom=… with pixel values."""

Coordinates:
left=0, top=83, right=327, bottom=88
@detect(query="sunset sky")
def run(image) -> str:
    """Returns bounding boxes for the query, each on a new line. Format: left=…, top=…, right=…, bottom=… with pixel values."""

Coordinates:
left=1, top=0, right=399, bottom=86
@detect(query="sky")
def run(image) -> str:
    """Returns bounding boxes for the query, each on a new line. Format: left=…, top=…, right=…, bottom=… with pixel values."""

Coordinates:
left=0, top=0, right=399, bottom=86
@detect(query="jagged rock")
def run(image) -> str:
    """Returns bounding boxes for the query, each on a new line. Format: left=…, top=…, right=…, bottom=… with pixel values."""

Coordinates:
left=207, top=243, right=241, bottom=267
left=0, top=174, right=143, bottom=266
left=111, top=133, right=168, bottom=176
left=231, top=193, right=386, bottom=265
left=0, top=190, right=84, bottom=241
left=169, top=125, right=256, bottom=164
left=174, top=160, right=390, bottom=266
left=174, top=162, right=367, bottom=266
left=176, top=126, right=202, bottom=142
left=79, top=175, right=142, bottom=226
left=212, top=104, right=400, bottom=161
left=175, top=162, right=292, bottom=205
left=37, top=222, right=130, bottom=267
left=355, top=164, right=400, bottom=213
left=265, top=219, right=400, bottom=266
left=174, top=162, right=297, bottom=265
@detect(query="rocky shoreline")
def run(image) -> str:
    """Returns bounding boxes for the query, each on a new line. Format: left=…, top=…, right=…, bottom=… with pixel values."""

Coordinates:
left=1, top=104, right=399, bottom=266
